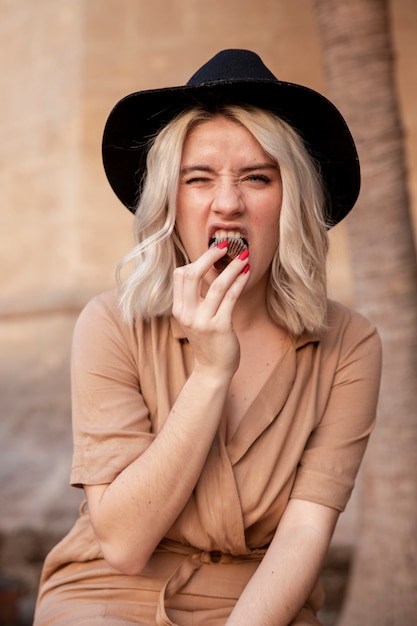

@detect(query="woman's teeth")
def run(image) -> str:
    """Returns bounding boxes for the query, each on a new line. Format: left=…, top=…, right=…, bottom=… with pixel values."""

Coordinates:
left=209, top=231, right=249, bottom=272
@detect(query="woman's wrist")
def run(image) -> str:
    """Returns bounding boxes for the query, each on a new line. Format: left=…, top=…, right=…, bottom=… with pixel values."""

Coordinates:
left=191, top=360, right=235, bottom=389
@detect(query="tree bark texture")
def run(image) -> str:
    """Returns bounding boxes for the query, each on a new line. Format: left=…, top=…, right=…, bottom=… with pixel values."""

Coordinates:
left=314, top=0, right=417, bottom=624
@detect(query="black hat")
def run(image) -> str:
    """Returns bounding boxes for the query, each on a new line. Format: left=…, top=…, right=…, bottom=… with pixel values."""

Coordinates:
left=102, top=49, right=360, bottom=225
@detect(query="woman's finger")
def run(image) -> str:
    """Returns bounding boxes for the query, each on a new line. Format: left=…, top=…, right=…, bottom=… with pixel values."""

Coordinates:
left=183, top=243, right=229, bottom=281
left=199, top=253, right=251, bottom=319
left=173, top=244, right=229, bottom=315
left=173, top=244, right=249, bottom=328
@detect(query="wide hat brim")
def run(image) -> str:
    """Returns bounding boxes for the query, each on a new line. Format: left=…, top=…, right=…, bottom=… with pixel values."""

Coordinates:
left=102, top=50, right=360, bottom=226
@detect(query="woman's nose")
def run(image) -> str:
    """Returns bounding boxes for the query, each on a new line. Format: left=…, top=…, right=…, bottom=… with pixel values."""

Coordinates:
left=212, top=181, right=244, bottom=216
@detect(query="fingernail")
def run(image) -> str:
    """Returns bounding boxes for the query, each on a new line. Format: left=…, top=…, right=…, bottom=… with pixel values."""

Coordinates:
left=238, top=249, right=249, bottom=261
left=241, top=263, right=250, bottom=275
left=216, top=240, right=229, bottom=249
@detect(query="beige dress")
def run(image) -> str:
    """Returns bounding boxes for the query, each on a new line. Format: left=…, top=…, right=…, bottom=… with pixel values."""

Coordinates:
left=34, top=290, right=382, bottom=625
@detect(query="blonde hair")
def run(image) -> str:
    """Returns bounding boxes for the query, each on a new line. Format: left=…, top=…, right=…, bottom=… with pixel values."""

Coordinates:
left=117, top=105, right=329, bottom=336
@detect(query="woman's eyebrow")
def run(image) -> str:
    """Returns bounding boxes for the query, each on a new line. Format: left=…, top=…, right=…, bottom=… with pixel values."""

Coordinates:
left=238, top=163, right=278, bottom=174
left=180, top=165, right=215, bottom=175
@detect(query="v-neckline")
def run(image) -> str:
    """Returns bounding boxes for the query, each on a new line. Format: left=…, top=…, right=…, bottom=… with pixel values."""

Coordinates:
left=221, top=336, right=296, bottom=462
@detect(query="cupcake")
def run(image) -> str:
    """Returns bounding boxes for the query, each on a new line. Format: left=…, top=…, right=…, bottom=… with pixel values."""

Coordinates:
left=210, top=234, right=249, bottom=272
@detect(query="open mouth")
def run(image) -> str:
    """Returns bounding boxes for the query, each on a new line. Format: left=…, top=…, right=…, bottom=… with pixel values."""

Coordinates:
left=209, top=230, right=249, bottom=272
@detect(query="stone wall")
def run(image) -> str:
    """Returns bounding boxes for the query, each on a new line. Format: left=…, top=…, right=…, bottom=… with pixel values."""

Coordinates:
left=1, top=0, right=416, bottom=619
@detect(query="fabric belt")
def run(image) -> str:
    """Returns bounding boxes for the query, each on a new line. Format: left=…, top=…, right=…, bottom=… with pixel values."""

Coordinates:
left=155, top=539, right=266, bottom=626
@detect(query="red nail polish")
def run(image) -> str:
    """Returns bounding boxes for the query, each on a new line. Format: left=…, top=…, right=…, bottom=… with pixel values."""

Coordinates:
left=238, top=249, right=249, bottom=261
left=241, top=263, right=250, bottom=275
left=216, top=240, right=229, bottom=249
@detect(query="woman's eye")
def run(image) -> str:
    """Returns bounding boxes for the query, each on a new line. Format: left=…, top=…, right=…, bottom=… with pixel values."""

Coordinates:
left=245, top=174, right=271, bottom=183
left=185, top=177, right=211, bottom=185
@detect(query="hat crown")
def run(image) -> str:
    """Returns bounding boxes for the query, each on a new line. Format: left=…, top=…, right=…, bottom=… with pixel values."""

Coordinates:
left=186, top=49, right=278, bottom=86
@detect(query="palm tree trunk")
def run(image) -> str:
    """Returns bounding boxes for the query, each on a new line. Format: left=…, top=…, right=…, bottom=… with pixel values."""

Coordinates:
left=314, top=0, right=417, bottom=623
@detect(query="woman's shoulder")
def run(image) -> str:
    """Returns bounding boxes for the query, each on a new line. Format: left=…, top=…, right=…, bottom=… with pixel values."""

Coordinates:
left=323, top=298, right=382, bottom=355
left=76, top=288, right=174, bottom=341
left=79, top=288, right=121, bottom=319
left=326, top=299, right=377, bottom=332
left=74, top=289, right=124, bottom=337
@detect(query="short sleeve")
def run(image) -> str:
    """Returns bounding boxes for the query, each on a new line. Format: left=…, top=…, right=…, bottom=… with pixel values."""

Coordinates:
left=70, top=291, right=155, bottom=487
left=290, top=306, right=382, bottom=511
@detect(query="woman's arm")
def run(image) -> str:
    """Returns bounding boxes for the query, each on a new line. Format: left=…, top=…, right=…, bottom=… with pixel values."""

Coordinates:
left=84, top=244, right=250, bottom=575
left=227, top=307, right=381, bottom=625
left=226, top=498, right=339, bottom=626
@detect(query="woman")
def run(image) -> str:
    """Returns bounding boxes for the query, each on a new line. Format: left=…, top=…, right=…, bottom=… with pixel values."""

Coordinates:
left=34, top=49, right=382, bottom=625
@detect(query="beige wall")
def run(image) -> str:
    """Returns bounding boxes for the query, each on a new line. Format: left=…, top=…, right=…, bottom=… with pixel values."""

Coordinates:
left=0, top=0, right=416, bottom=560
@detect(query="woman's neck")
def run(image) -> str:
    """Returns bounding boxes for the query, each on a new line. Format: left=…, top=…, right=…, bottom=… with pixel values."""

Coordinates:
left=232, top=280, right=274, bottom=333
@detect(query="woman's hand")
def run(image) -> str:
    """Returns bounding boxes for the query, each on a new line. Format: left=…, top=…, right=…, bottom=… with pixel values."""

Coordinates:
left=172, top=244, right=250, bottom=378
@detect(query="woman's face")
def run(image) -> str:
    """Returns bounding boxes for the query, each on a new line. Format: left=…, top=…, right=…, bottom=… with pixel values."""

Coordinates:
left=176, top=115, right=282, bottom=294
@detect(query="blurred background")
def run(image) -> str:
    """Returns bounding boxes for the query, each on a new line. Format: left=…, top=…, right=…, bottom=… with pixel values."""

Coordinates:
left=0, top=0, right=416, bottom=624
